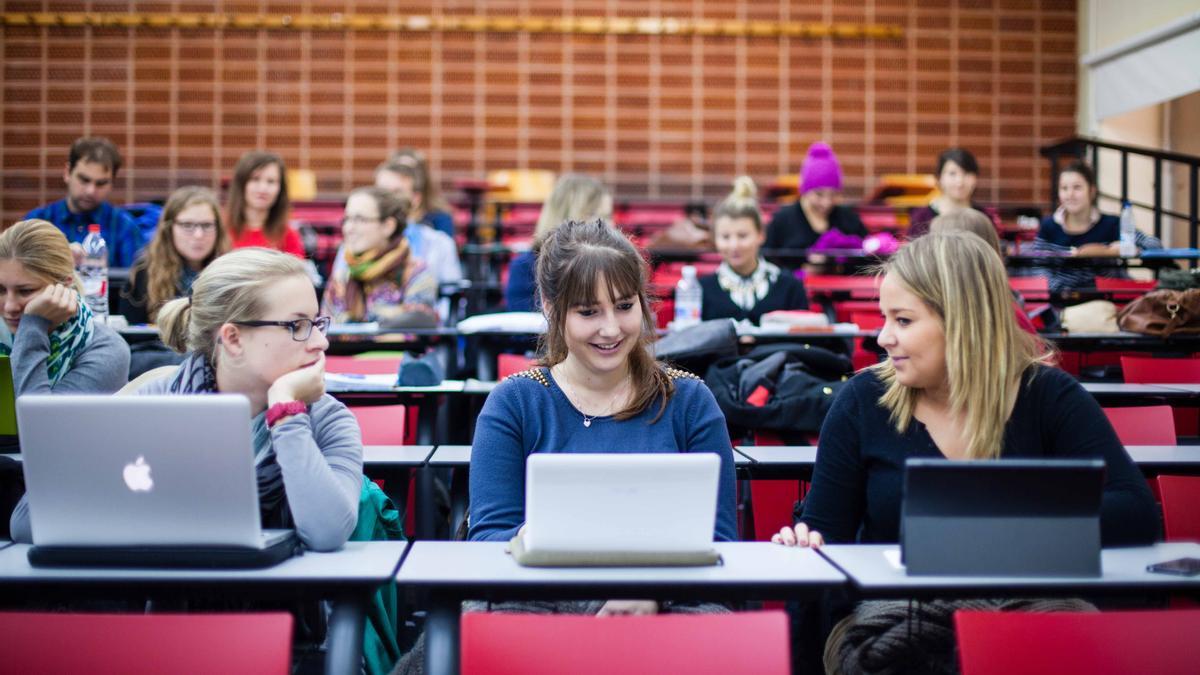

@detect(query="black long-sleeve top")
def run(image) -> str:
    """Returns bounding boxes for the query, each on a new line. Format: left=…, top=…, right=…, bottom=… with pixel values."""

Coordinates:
left=699, top=271, right=809, bottom=324
left=800, top=366, right=1160, bottom=547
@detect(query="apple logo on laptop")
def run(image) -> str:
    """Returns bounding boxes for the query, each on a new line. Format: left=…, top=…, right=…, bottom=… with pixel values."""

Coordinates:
left=123, top=456, right=154, bottom=492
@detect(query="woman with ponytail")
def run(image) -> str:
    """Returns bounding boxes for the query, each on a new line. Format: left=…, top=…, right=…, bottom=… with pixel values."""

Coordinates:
left=145, top=248, right=361, bottom=550
left=700, top=176, right=808, bottom=324
left=0, top=219, right=129, bottom=395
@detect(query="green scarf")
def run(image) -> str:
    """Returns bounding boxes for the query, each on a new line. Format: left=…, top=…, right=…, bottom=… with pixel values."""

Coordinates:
left=0, top=297, right=95, bottom=386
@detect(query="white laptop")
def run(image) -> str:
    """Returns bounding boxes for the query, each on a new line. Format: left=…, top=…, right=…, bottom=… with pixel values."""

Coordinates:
left=509, top=453, right=722, bottom=567
left=18, top=395, right=298, bottom=568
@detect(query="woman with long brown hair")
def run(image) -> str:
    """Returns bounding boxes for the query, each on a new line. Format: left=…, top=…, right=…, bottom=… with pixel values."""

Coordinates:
left=470, top=219, right=737, bottom=602
left=226, top=150, right=305, bottom=257
left=120, top=186, right=230, bottom=324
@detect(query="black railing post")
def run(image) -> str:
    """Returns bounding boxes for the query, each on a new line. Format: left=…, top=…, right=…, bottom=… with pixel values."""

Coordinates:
left=1153, top=158, right=1163, bottom=241
left=1190, top=164, right=1198, bottom=265
left=1120, top=150, right=1129, bottom=204
left=1049, top=152, right=1060, bottom=210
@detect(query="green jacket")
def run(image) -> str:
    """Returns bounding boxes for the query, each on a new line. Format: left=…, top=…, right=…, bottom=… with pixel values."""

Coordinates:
left=352, top=476, right=407, bottom=675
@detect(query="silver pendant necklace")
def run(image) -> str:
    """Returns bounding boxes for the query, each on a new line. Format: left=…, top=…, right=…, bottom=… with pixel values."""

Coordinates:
left=556, top=367, right=629, bottom=428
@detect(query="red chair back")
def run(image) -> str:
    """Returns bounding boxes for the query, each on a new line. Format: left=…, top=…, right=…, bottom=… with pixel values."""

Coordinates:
left=326, top=355, right=404, bottom=375
left=349, top=405, right=407, bottom=445
left=1102, top=406, right=1177, bottom=445
left=462, top=611, right=790, bottom=675
left=1121, top=356, right=1200, bottom=384
left=497, top=353, right=536, bottom=379
left=956, top=609, right=1200, bottom=675
left=1158, top=475, right=1200, bottom=542
left=0, top=612, right=292, bottom=675
left=1094, top=277, right=1158, bottom=291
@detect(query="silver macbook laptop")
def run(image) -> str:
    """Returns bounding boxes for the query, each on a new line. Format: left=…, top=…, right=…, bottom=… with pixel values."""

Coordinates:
left=18, top=395, right=296, bottom=566
left=512, top=453, right=721, bottom=566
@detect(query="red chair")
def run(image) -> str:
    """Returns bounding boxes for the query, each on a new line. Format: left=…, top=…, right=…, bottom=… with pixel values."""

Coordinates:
left=1008, top=276, right=1049, bottom=301
left=849, top=311, right=884, bottom=371
left=326, top=355, right=404, bottom=375
left=497, top=353, right=536, bottom=379
left=1121, top=356, right=1200, bottom=384
left=1121, top=357, right=1200, bottom=437
left=1102, top=406, right=1177, bottom=446
left=1094, top=276, right=1158, bottom=291
left=1158, top=475, right=1200, bottom=542
left=461, top=610, right=790, bottom=675
left=955, top=609, right=1200, bottom=675
left=0, top=611, right=292, bottom=674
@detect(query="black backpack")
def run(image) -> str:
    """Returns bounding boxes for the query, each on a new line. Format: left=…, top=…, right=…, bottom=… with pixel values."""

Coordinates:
left=704, top=342, right=852, bottom=437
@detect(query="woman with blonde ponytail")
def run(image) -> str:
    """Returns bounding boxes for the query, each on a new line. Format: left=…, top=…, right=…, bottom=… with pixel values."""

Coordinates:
left=775, top=232, right=1157, bottom=549
left=147, top=248, right=361, bottom=550
left=0, top=219, right=129, bottom=394
left=700, top=176, right=808, bottom=324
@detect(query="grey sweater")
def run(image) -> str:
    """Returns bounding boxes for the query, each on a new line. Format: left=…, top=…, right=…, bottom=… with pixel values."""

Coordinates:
left=11, top=314, right=130, bottom=395
left=9, top=384, right=364, bottom=552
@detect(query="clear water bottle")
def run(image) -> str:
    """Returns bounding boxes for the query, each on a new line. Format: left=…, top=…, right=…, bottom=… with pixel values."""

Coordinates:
left=80, top=224, right=109, bottom=322
left=1118, top=202, right=1137, bottom=257
left=674, top=265, right=702, bottom=329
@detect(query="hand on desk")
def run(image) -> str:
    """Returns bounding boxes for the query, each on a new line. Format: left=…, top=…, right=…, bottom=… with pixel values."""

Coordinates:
left=1073, top=242, right=1121, bottom=257
left=771, top=522, right=825, bottom=548
left=597, top=600, right=659, bottom=616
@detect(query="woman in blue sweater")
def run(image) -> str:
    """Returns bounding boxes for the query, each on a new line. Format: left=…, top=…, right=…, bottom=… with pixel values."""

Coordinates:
left=470, top=218, right=738, bottom=613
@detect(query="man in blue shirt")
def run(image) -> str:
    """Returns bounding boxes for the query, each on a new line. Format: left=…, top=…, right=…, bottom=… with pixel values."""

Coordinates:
left=24, top=137, right=144, bottom=268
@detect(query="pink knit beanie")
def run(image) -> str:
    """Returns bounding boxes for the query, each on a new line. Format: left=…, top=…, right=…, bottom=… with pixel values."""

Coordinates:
left=800, top=142, right=844, bottom=194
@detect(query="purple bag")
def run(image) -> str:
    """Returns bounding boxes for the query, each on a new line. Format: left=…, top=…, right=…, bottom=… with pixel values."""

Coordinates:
left=809, top=228, right=865, bottom=263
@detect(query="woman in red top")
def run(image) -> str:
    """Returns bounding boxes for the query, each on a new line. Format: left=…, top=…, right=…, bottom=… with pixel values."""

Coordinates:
left=226, top=151, right=305, bottom=258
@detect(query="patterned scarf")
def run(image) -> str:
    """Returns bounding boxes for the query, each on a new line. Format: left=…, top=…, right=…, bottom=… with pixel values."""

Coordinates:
left=166, top=352, right=289, bottom=521
left=342, top=239, right=414, bottom=322
left=716, top=258, right=781, bottom=311
left=0, top=296, right=95, bottom=387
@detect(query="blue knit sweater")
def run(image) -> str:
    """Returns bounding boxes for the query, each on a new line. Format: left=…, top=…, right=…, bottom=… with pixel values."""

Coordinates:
left=468, top=367, right=739, bottom=543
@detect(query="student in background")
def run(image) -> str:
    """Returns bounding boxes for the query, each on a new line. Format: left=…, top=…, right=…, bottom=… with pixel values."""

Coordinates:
left=322, top=187, right=438, bottom=327
left=379, top=147, right=456, bottom=238
left=226, top=151, right=305, bottom=258
left=120, top=186, right=230, bottom=325
left=907, top=147, right=997, bottom=238
left=771, top=232, right=1159, bottom=670
left=764, top=142, right=867, bottom=253
left=1032, top=160, right=1162, bottom=292
left=0, top=220, right=129, bottom=395
left=700, top=176, right=808, bottom=324
left=374, top=157, right=463, bottom=286
left=25, top=137, right=144, bottom=268
left=504, top=174, right=612, bottom=312
left=647, top=200, right=712, bottom=251
left=929, top=209, right=1038, bottom=334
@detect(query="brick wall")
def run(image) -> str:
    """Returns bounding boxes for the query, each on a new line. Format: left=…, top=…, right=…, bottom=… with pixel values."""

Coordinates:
left=1, top=0, right=1077, bottom=223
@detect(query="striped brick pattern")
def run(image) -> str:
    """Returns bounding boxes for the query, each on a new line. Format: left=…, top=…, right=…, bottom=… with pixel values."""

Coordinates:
left=1, top=0, right=1077, bottom=223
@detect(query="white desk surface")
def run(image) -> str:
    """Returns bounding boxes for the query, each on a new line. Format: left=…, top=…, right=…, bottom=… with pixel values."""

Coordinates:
left=363, top=445, right=435, bottom=466
left=820, top=542, right=1200, bottom=593
left=428, top=445, right=472, bottom=466
left=324, top=376, right=466, bottom=395
left=397, top=541, right=845, bottom=590
left=0, top=541, right=407, bottom=584
left=734, top=445, right=1200, bottom=468
left=736, top=446, right=818, bottom=465
left=1161, top=384, right=1200, bottom=393
left=1081, top=383, right=1193, bottom=396
left=1126, top=445, right=1200, bottom=465
left=429, top=446, right=751, bottom=467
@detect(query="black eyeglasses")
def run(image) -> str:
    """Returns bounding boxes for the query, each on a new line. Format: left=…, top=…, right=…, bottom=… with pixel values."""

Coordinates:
left=173, top=221, right=218, bottom=234
left=233, top=316, right=332, bottom=341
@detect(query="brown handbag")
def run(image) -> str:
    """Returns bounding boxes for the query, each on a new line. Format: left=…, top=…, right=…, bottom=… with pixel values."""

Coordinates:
left=1116, top=289, right=1200, bottom=337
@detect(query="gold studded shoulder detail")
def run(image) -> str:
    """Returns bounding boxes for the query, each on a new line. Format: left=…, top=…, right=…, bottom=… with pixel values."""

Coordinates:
left=664, top=366, right=702, bottom=381
left=506, top=367, right=551, bottom=387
